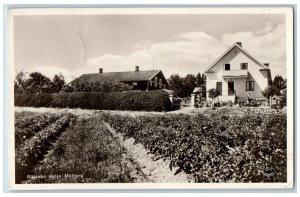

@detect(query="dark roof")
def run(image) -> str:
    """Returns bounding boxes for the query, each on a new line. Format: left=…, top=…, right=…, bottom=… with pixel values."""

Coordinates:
left=79, top=70, right=161, bottom=82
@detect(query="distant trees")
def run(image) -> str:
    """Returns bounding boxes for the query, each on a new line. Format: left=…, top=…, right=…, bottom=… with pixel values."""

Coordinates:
left=14, top=71, right=133, bottom=93
left=52, top=74, right=66, bottom=92
left=272, top=75, right=286, bottom=96
left=262, top=74, right=287, bottom=106
left=168, top=73, right=206, bottom=98
left=14, top=71, right=56, bottom=93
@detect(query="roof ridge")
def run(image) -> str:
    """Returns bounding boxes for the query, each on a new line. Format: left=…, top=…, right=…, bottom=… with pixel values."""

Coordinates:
left=205, top=43, right=269, bottom=72
left=83, top=69, right=161, bottom=75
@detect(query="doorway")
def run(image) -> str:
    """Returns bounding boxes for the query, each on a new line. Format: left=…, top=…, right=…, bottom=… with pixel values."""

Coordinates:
left=228, top=81, right=234, bottom=96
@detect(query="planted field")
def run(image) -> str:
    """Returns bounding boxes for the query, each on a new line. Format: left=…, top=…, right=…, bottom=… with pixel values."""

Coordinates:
left=15, top=111, right=60, bottom=148
left=27, top=116, right=136, bottom=183
left=14, top=111, right=147, bottom=184
left=14, top=109, right=287, bottom=183
left=15, top=113, right=72, bottom=183
left=102, top=112, right=287, bottom=183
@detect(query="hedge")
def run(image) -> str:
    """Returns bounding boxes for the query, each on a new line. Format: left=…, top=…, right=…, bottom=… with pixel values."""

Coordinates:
left=14, top=90, right=173, bottom=112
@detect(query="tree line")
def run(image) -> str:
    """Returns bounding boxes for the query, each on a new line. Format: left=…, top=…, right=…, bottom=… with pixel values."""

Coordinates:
left=14, top=71, right=133, bottom=93
left=167, top=73, right=206, bottom=98
left=14, top=71, right=206, bottom=97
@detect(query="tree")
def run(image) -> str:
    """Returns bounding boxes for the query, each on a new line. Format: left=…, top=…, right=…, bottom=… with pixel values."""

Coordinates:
left=25, top=72, right=53, bottom=93
left=14, top=71, right=27, bottom=93
left=168, top=74, right=184, bottom=97
left=182, top=74, right=196, bottom=97
left=52, top=73, right=66, bottom=92
left=272, top=75, right=286, bottom=96
left=195, top=73, right=206, bottom=87
left=208, top=88, right=220, bottom=102
left=262, top=86, right=275, bottom=106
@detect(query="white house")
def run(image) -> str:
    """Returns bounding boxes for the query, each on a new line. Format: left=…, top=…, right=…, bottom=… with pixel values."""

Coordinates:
left=205, top=42, right=272, bottom=102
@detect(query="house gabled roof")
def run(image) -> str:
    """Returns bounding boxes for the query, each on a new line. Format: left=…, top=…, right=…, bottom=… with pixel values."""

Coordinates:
left=78, top=70, right=162, bottom=82
left=205, top=43, right=270, bottom=73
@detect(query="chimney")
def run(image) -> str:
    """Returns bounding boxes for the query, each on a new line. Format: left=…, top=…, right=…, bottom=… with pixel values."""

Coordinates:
left=99, top=68, right=103, bottom=74
left=135, top=66, right=139, bottom=72
left=264, top=63, right=269, bottom=67
left=236, top=42, right=242, bottom=47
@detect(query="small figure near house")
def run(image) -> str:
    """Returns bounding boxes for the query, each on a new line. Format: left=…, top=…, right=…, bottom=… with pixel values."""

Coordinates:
left=247, top=93, right=251, bottom=104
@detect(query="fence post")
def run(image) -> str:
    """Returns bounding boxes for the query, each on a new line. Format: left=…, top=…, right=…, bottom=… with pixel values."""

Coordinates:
left=169, top=94, right=174, bottom=108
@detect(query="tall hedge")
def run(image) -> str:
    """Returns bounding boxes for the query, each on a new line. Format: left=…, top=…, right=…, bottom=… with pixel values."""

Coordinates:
left=14, top=90, right=173, bottom=112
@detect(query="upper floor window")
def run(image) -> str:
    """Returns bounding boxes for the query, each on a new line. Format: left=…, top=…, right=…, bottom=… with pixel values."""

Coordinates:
left=224, top=64, right=230, bottom=70
left=241, top=63, right=248, bottom=70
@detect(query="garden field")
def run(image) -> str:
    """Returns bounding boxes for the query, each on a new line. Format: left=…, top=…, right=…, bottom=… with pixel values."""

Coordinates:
left=15, top=111, right=148, bottom=184
left=14, top=108, right=287, bottom=183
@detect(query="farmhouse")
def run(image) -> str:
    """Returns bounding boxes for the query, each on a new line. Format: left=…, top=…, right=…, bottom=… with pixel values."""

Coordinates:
left=205, top=42, right=272, bottom=102
left=78, top=66, right=169, bottom=91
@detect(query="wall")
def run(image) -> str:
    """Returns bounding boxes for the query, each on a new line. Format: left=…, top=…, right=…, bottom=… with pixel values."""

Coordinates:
left=206, top=46, right=271, bottom=100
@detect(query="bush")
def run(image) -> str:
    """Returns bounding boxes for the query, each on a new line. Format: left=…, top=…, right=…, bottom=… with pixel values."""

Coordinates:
left=14, top=90, right=173, bottom=112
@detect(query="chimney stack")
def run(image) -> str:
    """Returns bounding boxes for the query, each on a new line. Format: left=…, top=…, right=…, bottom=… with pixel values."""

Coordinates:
left=264, top=63, right=269, bottom=67
left=135, top=66, right=139, bottom=72
left=99, top=68, right=103, bottom=74
left=236, top=42, right=242, bottom=47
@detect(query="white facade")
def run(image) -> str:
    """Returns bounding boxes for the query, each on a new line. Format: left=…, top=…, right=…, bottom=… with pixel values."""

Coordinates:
left=205, top=43, right=272, bottom=102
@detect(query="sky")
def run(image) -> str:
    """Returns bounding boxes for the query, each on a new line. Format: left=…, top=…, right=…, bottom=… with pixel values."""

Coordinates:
left=13, top=13, right=286, bottom=82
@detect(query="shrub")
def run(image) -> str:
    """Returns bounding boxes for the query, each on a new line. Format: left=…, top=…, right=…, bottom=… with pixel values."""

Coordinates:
left=14, top=90, right=173, bottom=112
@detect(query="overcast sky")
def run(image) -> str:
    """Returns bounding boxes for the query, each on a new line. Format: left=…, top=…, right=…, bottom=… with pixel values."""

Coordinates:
left=14, top=14, right=286, bottom=82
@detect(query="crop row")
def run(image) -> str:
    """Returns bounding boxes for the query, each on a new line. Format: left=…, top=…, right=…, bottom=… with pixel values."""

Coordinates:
left=15, top=114, right=72, bottom=183
left=26, top=116, right=134, bottom=183
left=102, top=112, right=287, bottom=183
left=15, top=111, right=60, bottom=148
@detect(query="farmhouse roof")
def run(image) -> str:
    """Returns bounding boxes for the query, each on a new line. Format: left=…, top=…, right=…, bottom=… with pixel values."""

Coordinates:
left=205, top=42, right=270, bottom=73
left=79, top=70, right=162, bottom=82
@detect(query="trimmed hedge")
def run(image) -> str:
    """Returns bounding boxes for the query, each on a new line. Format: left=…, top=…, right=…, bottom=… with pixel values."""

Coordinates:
left=14, top=90, right=173, bottom=112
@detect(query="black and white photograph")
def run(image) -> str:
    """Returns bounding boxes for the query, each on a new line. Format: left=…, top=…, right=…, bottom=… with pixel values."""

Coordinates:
left=8, top=7, right=294, bottom=190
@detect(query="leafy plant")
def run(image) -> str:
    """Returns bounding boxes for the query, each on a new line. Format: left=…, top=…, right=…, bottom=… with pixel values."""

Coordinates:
left=102, top=112, right=287, bottom=183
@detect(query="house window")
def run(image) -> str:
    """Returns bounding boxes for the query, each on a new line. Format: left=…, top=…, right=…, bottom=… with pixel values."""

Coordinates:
left=216, top=82, right=222, bottom=96
left=154, top=77, right=158, bottom=87
left=241, top=63, right=248, bottom=70
left=132, top=82, right=138, bottom=86
left=159, top=79, right=162, bottom=89
left=246, top=81, right=254, bottom=91
left=224, top=64, right=230, bottom=70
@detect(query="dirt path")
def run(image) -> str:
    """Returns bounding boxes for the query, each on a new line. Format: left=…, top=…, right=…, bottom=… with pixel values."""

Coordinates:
left=103, top=122, right=194, bottom=183
left=14, top=106, right=199, bottom=117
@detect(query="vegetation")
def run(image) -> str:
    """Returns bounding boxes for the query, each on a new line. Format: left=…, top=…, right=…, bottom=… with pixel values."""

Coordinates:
left=26, top=116, right=134, bottom=183
left=168, top=73, right=206, bottom=98
left=102, top=112, right=287, bottom=183
left=15, top=114, right=72, bottom=183
left=15, top=111, right=60, bottom=148
left=14, top=71, right=133, bottom=93
left=208, top=88, right=220, bottom=101
left=63, top=77, right=133, bottom=92
left=262, top=75, right=287, bottom=106
left=15, top=90, right=173, bottom=112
